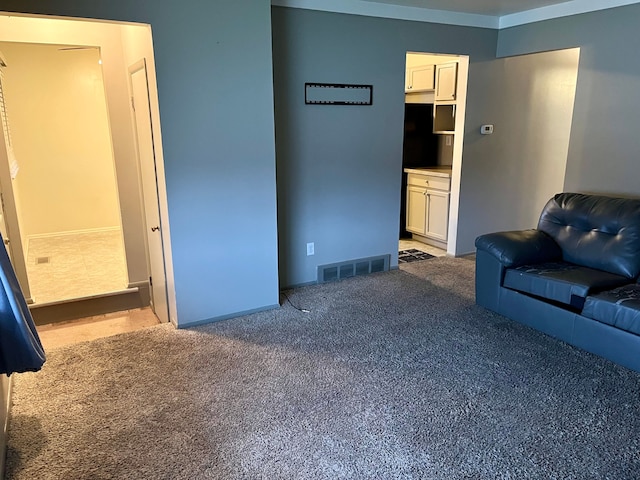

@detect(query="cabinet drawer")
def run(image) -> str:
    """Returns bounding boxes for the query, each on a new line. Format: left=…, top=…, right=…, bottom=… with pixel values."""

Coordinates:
left=407, top=173, right=450, bottom=191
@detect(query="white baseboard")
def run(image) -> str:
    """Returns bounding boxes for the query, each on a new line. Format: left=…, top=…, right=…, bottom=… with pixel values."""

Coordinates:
left=26, top=227, right=123, bottom=254
left=27, top=226, right=121, bottom=243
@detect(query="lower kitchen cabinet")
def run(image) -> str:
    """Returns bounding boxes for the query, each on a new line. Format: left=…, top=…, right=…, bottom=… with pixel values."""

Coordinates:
left=406, top=186, right=428, bottom=234
left=405, top=172, right=450, bottom=242
left=423, top=189, right=449, bottom=241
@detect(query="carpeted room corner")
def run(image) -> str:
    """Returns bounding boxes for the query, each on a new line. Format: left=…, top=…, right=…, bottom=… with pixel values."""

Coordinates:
left=5, top=257, right=640, bottom=479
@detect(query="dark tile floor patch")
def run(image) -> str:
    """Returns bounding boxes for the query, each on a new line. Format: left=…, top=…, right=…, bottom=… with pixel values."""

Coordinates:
left=398, top=249, right=436, bottom=263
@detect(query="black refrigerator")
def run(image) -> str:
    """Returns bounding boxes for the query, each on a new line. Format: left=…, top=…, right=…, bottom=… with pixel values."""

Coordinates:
left=400, top=103, right=439, bottom=238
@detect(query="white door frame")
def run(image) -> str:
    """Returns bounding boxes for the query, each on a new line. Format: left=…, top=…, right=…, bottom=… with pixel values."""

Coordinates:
left=128, top=59, right=170, bottom=324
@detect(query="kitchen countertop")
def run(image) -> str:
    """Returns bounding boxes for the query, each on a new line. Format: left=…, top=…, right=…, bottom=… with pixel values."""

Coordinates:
left=403, top=166, right=452, bottom=177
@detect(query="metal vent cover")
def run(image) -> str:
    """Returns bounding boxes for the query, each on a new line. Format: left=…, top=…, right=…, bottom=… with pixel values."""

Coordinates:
left=317, top=255, right=390, bottom=283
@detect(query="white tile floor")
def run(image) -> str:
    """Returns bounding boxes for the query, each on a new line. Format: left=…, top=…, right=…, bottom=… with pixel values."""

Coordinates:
left=26, top=230, right=128, bottom=305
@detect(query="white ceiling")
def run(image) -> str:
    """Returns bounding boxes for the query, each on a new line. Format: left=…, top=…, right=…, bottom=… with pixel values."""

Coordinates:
left=360, top=0, right=570, bottom=17
left=273, top=0, right=640, bottom=28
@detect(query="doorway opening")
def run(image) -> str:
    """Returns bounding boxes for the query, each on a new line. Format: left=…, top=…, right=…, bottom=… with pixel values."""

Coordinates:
left=0, top=42, right=127, bottom=305
left=0, top=13, right=175, bottom=328
left=399, top=52, right=469, bottom=263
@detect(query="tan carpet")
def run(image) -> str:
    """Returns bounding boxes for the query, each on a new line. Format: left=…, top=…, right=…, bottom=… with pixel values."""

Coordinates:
left=6, top=257, right=640, bottom=479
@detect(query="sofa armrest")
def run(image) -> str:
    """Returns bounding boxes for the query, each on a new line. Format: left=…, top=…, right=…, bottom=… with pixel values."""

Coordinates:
left=475, top=230, right=561, bottom=268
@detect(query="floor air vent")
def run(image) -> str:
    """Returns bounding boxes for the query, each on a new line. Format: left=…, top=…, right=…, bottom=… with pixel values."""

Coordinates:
left=318, top=255, right=390, bottom=283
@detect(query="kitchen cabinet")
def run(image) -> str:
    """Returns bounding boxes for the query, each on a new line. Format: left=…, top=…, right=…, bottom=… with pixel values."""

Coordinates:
left=433, top=104, right=456, bottom=134
left=406, top=185, right=428, bottom=234
left=432, top=62, right=458, bottom=133
left=405, top=64, right=435, bottom=93
left=405, top=171, right=451, bottom=241
left=424, top=189, right=449, bottom=241
left=434, top=62, right=457, bottom=101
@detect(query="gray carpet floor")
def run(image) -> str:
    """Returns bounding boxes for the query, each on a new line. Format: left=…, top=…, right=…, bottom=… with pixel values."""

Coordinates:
left=5, top=257, right=640, bottom=479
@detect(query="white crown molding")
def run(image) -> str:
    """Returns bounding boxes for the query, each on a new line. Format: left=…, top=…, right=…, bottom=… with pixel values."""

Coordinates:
left=271, top=0, right=499, bottom=29
left=499, top=0, right=640, bottom=29
left=273, top=0, right=640, bottom=30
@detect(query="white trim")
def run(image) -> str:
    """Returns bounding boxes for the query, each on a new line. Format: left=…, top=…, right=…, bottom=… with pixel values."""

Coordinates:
left=272, top=0, right=640, bottom=30
left=127, top=279, right=148, bottom=290
left=272, top=0, right=498, bottom=28
left=500, top=0, right=640, bottom=28
left=26, top=226, right=121, bottom=242
left=0, top=10, right=148, bottom=28
left=446, top=55, right=469, bottom=257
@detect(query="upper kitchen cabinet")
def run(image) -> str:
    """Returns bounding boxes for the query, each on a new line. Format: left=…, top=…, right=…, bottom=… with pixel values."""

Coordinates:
left=405, top=64, right=435, bottom=93
left=434, top=62, right=458, bottom=101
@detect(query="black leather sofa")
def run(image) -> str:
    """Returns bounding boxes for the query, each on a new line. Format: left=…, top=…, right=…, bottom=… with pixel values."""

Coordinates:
left=475, top=192, right=640, bottom=372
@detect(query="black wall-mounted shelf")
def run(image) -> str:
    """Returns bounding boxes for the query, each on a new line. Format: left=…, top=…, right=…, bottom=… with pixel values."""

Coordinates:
left=305, top=83, right=373, bottom=105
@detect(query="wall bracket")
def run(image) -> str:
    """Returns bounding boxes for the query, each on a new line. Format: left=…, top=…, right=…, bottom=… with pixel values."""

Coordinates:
left=304, top=83, right=373, bottom=105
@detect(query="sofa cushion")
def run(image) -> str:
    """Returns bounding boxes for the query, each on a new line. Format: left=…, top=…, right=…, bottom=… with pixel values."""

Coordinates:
left=582, top=284, right=640, bottom=335
left=503, top=261, right=631, bottom=309
left=537, top=193, right=640, bottom=279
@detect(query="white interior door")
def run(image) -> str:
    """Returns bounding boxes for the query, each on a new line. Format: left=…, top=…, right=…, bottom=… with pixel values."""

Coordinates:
left=129, top=60, right=169, bottom=323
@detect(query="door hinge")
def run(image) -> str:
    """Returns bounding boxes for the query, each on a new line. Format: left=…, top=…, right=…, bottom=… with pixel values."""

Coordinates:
left=131, top=96, right=135, bottom=111
left=149, top=276, right=153, bottom=287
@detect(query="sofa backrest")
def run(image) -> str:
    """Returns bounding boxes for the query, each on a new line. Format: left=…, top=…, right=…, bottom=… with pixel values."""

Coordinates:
left=538, top=192, right=640, bottom=279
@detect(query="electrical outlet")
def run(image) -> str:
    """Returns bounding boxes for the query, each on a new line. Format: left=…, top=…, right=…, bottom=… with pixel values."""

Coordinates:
left=307, top=242, right=315, bottom=256
left=445, top=135, right=452, bottom=146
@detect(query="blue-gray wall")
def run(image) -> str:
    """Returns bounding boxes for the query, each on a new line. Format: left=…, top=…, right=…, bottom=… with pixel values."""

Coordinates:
left=5, top=0, right=631, bottom=315
left=497, top=3, right=640, bottom=198
left=272, top=7, right=497, bottom=287
left=0, top=0, right=280, bottom=325
left=456, top=49, right=580, bottom=251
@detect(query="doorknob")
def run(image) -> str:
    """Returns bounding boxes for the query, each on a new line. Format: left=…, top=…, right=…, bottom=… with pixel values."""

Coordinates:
left=3, top=239, right=9, bottom=245
left=151, top=226, right=160, bottom=232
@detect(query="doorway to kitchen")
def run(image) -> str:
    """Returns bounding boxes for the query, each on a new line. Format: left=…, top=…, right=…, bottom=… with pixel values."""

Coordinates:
left=399, top=52, right=469, bottom=262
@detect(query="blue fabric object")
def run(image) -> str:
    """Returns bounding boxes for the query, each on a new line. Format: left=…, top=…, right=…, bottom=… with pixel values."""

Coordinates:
left=0, top=234, right=45, bottom=375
